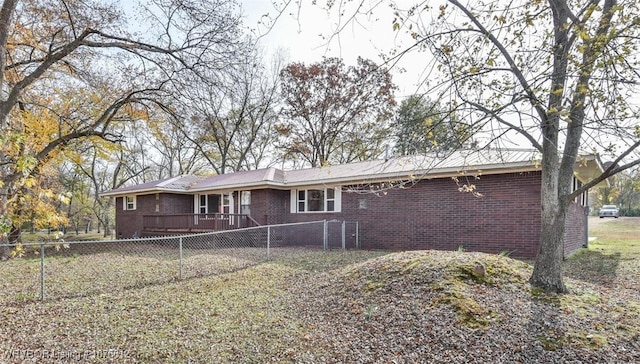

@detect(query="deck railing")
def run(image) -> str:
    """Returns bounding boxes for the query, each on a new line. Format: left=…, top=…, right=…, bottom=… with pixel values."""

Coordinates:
left=143, top=213, right=260, bottom=232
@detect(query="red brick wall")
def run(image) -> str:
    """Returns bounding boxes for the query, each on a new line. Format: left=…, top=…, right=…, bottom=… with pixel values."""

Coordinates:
left=249, top=190, right=268, bottom=225
left=343, top=172, right=543, bottom=258
left=266, top=190, right=290, bottom=224
left=114, top=171, right=588, bottom=258
left=161, top=193, right=193, bottom=214
left=279, top=172, right=544, bottom=258
left=116, top=194, right=156, bottom=239
left=563, top=202, right=587, bottom=257
left=116, top=193, right=193, bottom=238
left=250, top=189, right=289, bottom=225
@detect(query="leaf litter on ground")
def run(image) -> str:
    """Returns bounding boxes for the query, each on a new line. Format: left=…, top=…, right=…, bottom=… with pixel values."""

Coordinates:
left=1, top=248, right=639, bottom=363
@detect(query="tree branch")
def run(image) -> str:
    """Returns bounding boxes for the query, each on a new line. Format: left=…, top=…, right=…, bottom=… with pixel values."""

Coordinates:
left=448, top=0, right=548, bottom=122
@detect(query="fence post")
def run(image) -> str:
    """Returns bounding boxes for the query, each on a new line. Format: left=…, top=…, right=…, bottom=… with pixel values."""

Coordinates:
left=40, top=243, right=45, bottom=300
left=179, top=236, right=183, bottom=280
left=342, top=220, right=346, bottom=250
left=267, top=226, right=271, bottom=260
left=323, top=220, right=328, bottom=250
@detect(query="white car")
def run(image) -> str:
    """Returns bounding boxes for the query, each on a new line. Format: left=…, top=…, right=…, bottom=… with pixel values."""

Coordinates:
left=599, top=205, right=619, bottom=218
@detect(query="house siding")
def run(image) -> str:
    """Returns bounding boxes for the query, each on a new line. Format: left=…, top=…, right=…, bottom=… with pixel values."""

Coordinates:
left=251, top=189, right=289, bottom=225
left=116, top=193, right=193, bottom=238
left=563, top=202, right=588, bottom=257
left=277, top=172, right=543, bottom=258
left=162, top=193, right=193, bottom=214
left=113, top=170, right=588, bottom=258
left=116, top=194, right=155, bottom=238
left=341, top=172, right=543, bottom=258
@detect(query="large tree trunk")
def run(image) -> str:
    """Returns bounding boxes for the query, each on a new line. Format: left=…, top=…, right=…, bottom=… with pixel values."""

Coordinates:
left=0, top=0, right=20, bottom=260
left=530, top=201, right=568, bottom=293
left=530, top=117, right=569, bottom=293
left=1, top=224, right=21, bottom=260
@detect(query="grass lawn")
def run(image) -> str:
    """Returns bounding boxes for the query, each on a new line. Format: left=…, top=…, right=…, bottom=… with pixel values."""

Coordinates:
left=1, top=220, right=639, bottom=363
left=564, top=217, right=640, bottom=285
left=587, top=216, right=640, bottom=259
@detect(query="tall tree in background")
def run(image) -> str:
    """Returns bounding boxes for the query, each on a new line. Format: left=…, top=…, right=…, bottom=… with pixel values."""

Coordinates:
left=58, top=164, right=92, bottom=235
left=147, top=114, right=207, bottom=179
left=178, top=48, right=283, bottom=174
left=393, top=95, right=470, bottom=155
left=73, top=138, right=148, bottom=236
left=302, top=0, right=640, bottom=292
left=279, top=57, right=396, bottom=167
left=0, top=0, right=247, bottom=254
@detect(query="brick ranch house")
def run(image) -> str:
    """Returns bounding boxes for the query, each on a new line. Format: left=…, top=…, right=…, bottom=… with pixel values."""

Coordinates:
left=100, top=149, right=606, bottom=258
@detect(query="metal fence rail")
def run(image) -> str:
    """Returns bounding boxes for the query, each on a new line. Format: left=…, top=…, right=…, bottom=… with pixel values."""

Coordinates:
left=0, top=220, right=358, bottom=303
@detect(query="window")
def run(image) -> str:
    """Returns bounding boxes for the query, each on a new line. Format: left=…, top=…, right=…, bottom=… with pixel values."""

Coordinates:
left=124, top=196, right=136, bottom=211
left=326, top=188, right=335, bottom=211
left=308, top=189, right=324, bottom=211
left=199, top=195, right=207, bottom=214
left=197, top=193, right=231, bottom=214
left=240, top=191, right=251, bottom=215
left=221, top=193, right=230, bottom=213
left=572, top=176, right=587, bottom=206
left=298, top=190, right=306, bottom=212
left=291, top=188, right=341, bottom=213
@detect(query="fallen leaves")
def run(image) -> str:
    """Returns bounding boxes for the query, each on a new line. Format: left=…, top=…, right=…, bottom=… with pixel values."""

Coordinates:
left=287, top=250, right=640, bottom=363
left=0, top=248, right=639, bottom=362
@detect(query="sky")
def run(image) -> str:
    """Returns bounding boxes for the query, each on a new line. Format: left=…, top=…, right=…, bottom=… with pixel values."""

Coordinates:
left=239, top=1, right=426, bottom=99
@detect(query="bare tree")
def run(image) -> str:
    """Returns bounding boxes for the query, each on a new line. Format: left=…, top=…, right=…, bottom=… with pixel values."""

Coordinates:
left=147, top=116, right=207, bottom=178
left=176, top=47, right=284, bottom=174
left=294, top=0, right=640, bottom=292
left=58, top=164, right=92, bottom=235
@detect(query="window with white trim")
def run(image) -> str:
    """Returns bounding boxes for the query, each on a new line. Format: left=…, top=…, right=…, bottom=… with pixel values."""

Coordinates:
left=240, top=191, right=251, bottom=215
left=291, top=188, right=341, bottom=213
left=197, top=193, right=232, bottom=214
left=572, top=176, right=588, bottom=206
left=199, top=195, right=208, bottom=214
left=124, top=196, right=136, bottom=211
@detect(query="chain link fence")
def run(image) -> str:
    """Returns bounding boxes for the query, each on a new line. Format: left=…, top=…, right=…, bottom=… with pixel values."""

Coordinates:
left=0, top=220, right=358, bottom=303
